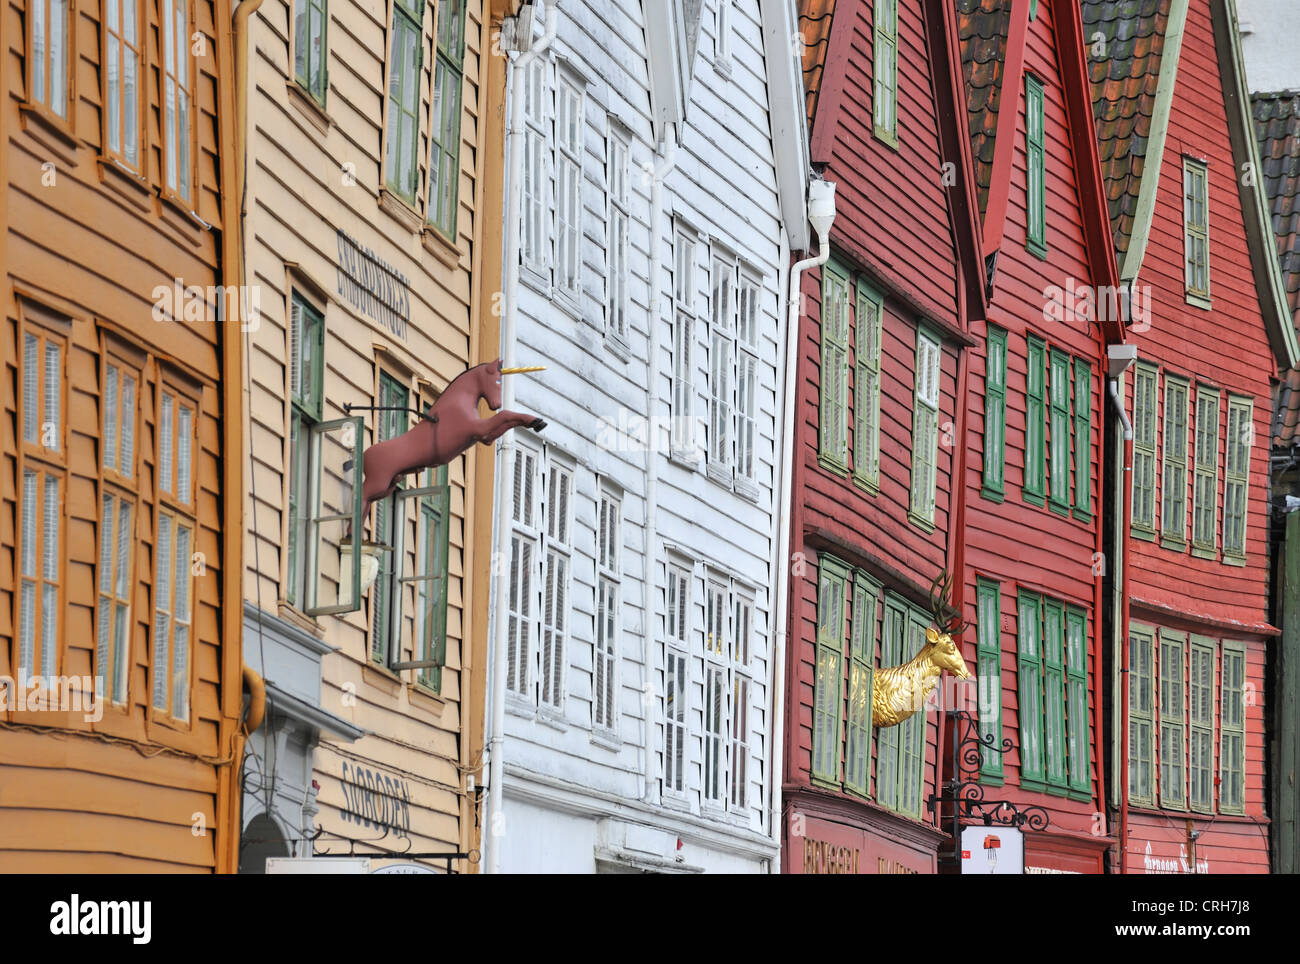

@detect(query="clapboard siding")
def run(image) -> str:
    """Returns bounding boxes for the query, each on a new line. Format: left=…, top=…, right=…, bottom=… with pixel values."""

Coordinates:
left=3, top=0, right=233, bottom=869
left=496, top=0, right=784, bottom=865
left=960, top=0, right=1107, bottom=840
left=241, top=0, right=485, bottom=867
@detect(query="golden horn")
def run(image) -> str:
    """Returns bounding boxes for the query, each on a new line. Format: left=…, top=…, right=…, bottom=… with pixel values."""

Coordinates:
left=500, top=366, right=546, bottom=374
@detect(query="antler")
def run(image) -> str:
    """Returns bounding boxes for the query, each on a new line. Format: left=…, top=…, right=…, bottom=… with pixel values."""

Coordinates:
left=928, top=568, right=970, bottom=636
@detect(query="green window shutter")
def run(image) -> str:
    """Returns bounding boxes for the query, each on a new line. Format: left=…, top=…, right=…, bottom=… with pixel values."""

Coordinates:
left=812, top=557, right=849, bottom=784
left=844, top=572, right=879, bottom=796
left=1128, top=625, right=1155, bottom=805
left=1161, top=377, right=1189, bottom=547
left=872, top=0, right=898, bottom=144
left=909, top=328, right=941, bottom=528
left=818, top=264, right=851, bottom=472
left=853, top=283, right=883, bottom=491
left=303, top=415, right=366, bottom=616
left=1131, top=364, right=1159, bottom=534
left=294, top=0, right=329, bottom=105
left=417, top=463, right=451, bottom=692
left=982, top=326, right=1007, bottom=498
left=427, top=0, right=466, bottom=237
left=897, top=606, right=929, bottom=818
left=384, top=3, right=424, bottom=204
left=371, top=374, right=410, bottom=664
left=1220, top=641, right=1247, bottom=814
left=1043, top=598, right=1067, bottom=789
left=1192, top=387, right=1220, bottom=555
left=1188, top=637, right=1216, bottom=812
left=1183, top=158, right=1210, bottom=303
left=1025, top=76, right=1046, bottom=256
left=1223, top=396, right=1252, bottom=559
left=1024, top=336, right=1047, bottom=504
left=287, top=294, right=325, bottom=608
left=1048, top=349, right=1071, bottom=513
left=976, top=578, right=1003, bottom=778
left=1016, top=591, right=1045, bottom=785
left=875, top=596, right=906, bottom=810
left=1073, top=359, right=1091, bottom=519
left=1065, top=607, right=1090, bottom=795
left=1158, top=631, right=1186, bottom=809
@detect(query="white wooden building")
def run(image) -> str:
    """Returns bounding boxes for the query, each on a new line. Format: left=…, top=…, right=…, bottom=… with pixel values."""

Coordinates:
left=484, top=0, right=811, bottom=872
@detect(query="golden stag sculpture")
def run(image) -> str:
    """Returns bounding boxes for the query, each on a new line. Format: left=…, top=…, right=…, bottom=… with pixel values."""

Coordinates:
left=872, top=570, right=973, bottom=728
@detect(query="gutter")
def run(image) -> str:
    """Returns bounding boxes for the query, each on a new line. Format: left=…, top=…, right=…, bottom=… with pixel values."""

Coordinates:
left=1107, top=347, right=1136, bottom=873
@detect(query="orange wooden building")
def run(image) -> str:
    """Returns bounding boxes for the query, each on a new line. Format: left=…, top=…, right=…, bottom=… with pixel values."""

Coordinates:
left=1, top=0, right=248, bottom=870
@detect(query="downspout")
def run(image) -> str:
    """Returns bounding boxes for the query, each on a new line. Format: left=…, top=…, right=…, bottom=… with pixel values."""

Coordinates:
left=1108, top=364, right=1134, bottom=873
left=768, top=178, right=835, bottom=847
left=641, top=124, right=678, bottom=802
left=484, top=0, right=558, bottom=875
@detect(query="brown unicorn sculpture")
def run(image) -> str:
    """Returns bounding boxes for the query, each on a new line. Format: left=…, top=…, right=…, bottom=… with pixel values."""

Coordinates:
left=359, top=357, right=545, bottom=519
left=872, top=569, right=973, bottom=728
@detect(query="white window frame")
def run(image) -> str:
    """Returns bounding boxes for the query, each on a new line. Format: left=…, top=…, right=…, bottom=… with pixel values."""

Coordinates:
left=593, top=485, right=621, bottom=735
left=521, top=56, right=550, bottom=280
left=554, top=67, right=585, bottom=306
left=161, top=0, right=194, bottom=204
left=537, top=452, right=574, bottom=714
left=735, top=270, right=761, bottom=494
left=1183, top=158, right=1210, bottom=305
left=663, top=560, right=694, bottom=799
left=909, top=327, right=942, bottom=528
left=604, top=121, right=631, bottom=346
left=714, top=0, right=733, bottom=74
left=728, top=587, right=755, bottom=813
left=672, top=222, right=701, bottom=460
left=505, top=441, right=541, bottom=702
left=702, top=573, right=729, bottom=808
left=708, top=249, right=736, bottom=483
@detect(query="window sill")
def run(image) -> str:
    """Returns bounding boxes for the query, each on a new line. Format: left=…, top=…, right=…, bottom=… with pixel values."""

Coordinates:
left=1022, top=490, right=1046, bottom=508
left=505, top=695, right=537, bottom=719
left=590, top=729, right=621, bottom=751
left=96, top=156, right=152, bottom=213
left=1048, top=500, right=1071, bottom=518
left=852, top=474, right=879, bottom=496
left=713, top=56, right=733, bottom=80
left=551, top=289, right=583, bottom=322
left=668, top=450, right=702, bottom=472
left=1026, top=240, right=1048, bottom=261
left=362, top=661, right=404, bottom=695
left=706, top=463, right=734, bottom=488
left=1072, top=507, right=1093, bottom=524
left=18, top=102, right=78, bottom=167
left=1223, top=553, right=1247, bottom=567
left=1067, top=788, right=1092, bottom=803
left=276, top=601, right=325, bottom=637
left=520, top=263, right=551, bottom=298
left=1160, top=535, right=1187, bottom=552
left=536, top=709, right=568, bottom=733
left=1185, top=292, right=1212, bottom=311
left=1130, top=525, right=1157, bottom=542
left=979, top=772, right=1005, bottom=787
left=980, top=484, right=1005, bottom=504
left=408, top=683, right=446, bottom=718
left=158, top=190, right=207, bottom=244
left=817, top=454, right=849, bottom=478
left=287, top=80, right=333, bottom=136
left=907, top=510, right=936, bottom=533
left=603, top=332, right=631, bottom=362
left=1190, top=545, right=1217, bottom=561
left=378, top=187, right=423, bottom=235
left=873, top=126, right=899, bottom=151
left=734, top=477, right=760, bottom=503
left=422, top=224, right=462, bottom=269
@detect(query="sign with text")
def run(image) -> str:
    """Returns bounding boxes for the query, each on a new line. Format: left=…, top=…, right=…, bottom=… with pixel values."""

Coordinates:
left=960, top=826, right=1024, bottom=874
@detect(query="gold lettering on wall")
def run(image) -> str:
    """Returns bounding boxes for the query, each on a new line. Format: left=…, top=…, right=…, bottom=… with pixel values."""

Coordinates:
left=803, top=838, right=861, bottom=874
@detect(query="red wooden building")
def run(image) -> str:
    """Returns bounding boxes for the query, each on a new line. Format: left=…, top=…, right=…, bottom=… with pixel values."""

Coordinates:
left=953, top=0, right=1128, bottom=873
left=782, top=0, right=985, bottom=874
left=1083, top=0, right=1295, bottom=874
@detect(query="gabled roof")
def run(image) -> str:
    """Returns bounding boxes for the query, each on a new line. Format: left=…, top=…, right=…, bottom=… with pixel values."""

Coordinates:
left=955, top=0, right=1013, bottom=214
left=1253, top=91, right=1300, bottom=445
left=1080, top=0, right=1174, bottom=262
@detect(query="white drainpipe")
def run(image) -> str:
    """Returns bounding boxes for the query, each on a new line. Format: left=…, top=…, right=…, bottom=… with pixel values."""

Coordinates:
left=767, top=178, right=835, bottom=847
left=641, top=124, right=678, bottom=802
left=484, top=0, right=559, bottom=876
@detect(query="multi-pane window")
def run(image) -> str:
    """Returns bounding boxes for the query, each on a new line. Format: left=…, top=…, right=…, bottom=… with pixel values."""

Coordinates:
left=1025, top=76, right=1046, bottom=255
left=729, top=594, right=754, bottom=810
left=877, top=597, right=927, bottom=817
left=976, top=578, right=1003, bottom=778
left=812, top=558, right=848, bottom=784
left=29, top=0, right=70, bottom=118
left=909, top=329, right=941, bottom=527
left=735, top=274, right=760, bottom=486
left=521, top=57, right=548, bottom=272
left=505, top=444, right=572, bottom=711
left=703, top=578, right=728, bottom=805
left=554, top=75, right=585, bottom=302
left=370, top=373, right=409, bottom=664
left=1131, top=363, right=1158, bottom=533
left=872, top=0, right=897, bottom=142
left=1188, top=637, right=1215, bottom=812
left=818, top=264, right=851, bottom=470
left=105, top=0, right=143, bottom=167
left=854, top=285, right=883, bottom=491
left=709, top=253, right=735, bottom=474
left=1016, top=590, right=1089, bottom=792
left=1073, top=360, right=1092, bottom=519
left=1158, top=631, right=1186, bottom=808
left=1024, top=336, right=1047, bottom=502
left=1223, top=396, right=1252, bottom=559
left=1048, top=350, right=1071, bottom=512
left=18, top=324, right=65, bottom=681
left=1128, top=627, right=1155, bottom=806
left=162, top=0, right=193, bottom=202
left=414, top=462, right=450, bottom=692
left=605, top=126, right=630, bottom=341
left=384, top=0, right=423, bottom=204
left=294, top=0, right=328, bottom=104
left=663, top=563, right=692, bottom=797
left=1161, top=377, right=1189, bottom=545
left=1184, top=158, right=1210, bottom=302
left=286, top=294, right=324, bottom=608
left=672, top=226, right=698, bottom=455
left=154, top=387, right=197, bottom=721
left=427, top=0, right=465, bottom=237
left=1192, top=387, right=1220, bottom=554
left=982, top=326, right=1006, bottom=498
left=593, top=488, right=621, bottom=733
left=98, top=356, right=139, bottom=705
left=1220, top=642, right=1246, bottom=814
left=844, top=574, right=877, bottom=796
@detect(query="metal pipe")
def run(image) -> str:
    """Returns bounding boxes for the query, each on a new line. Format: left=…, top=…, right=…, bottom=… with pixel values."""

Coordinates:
left=1108, top=374, right=1134, bottom=872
